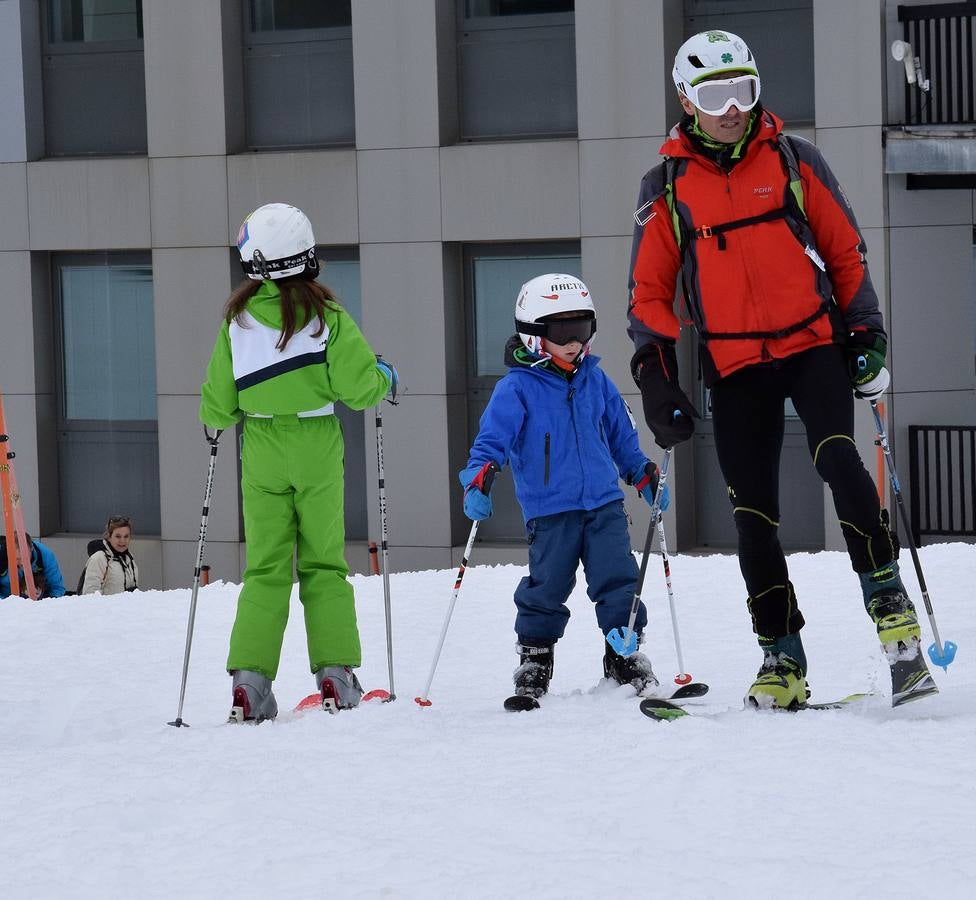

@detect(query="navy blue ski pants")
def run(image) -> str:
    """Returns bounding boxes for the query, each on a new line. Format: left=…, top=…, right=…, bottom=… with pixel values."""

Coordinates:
left=514, top=500, right=645, bottom=642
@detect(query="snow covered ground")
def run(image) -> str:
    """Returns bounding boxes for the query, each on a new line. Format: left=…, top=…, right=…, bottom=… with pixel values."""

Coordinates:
left=2, top=542, right=974, bottom=899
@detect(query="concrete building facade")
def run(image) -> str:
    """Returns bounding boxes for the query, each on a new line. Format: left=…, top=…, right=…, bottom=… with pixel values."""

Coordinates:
left=0, top=0, right=973, bottom=591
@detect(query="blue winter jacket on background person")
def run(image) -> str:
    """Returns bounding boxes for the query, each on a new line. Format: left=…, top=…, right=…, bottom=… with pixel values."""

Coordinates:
left=0, top=537, right=66, bottom=599
left=466, top=339, right=651, bottom=523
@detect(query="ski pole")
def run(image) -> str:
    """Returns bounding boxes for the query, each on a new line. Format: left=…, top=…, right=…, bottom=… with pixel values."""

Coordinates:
left=415, top=463, right=498, bottom=707
left=375, top=398, right=396, bottom=701
left=607, top=447, right=673, bottom=657
left=168, top=427, right=222, bottom=727
left=652, top=449, right=691, bottom=684
left=869, top=400, right=956, bottom=670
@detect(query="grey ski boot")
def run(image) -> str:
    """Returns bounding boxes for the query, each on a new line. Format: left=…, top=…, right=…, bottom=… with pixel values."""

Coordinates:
left=229, top=669, right=278, bottom=723
left=315, top=665, right=364, bottom=712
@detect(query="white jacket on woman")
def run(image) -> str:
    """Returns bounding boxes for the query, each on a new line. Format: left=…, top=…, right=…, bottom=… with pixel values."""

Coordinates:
left=81, top=539, right=139, bottom=595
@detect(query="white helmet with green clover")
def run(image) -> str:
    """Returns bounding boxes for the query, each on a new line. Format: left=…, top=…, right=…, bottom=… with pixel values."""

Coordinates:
left=672, top=31, right=761, bottom=116
left=514, top=273, right=596, bottom=355
left=236, top=203, right=319, bottom=281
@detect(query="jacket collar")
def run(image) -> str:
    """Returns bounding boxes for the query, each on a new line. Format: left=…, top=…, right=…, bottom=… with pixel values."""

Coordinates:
left=661, top=107, right=783, bottom=165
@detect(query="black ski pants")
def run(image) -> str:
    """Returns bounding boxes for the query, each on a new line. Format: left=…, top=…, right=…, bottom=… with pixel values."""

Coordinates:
left=710, top=344, right=896, bottom=641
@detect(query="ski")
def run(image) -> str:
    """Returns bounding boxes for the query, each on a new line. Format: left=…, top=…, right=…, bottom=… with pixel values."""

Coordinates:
left=504, top=680, right=709, bottom=713
left=640, top=691, right=873, bottom=721
left=293, top=688, right=391, bottom=715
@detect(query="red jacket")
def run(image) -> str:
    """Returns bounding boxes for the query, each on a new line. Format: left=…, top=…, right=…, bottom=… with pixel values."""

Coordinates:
left=627, top=110, right=883, bottom=384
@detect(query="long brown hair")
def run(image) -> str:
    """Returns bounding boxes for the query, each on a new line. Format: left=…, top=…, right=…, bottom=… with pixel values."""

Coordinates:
left=224, top=275, right=342, bottom=350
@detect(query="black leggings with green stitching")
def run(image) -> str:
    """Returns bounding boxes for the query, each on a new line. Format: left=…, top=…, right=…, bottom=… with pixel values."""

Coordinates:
left=710, top=343, right=896, bottom=640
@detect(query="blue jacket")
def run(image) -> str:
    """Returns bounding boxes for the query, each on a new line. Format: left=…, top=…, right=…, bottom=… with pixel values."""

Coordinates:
left=466, top=344, right=650, bottom=523
left=0, top=540, right=66, bottom=599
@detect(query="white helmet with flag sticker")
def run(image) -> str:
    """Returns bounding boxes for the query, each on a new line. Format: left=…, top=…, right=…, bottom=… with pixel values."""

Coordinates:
left=514, top=273, right=597, bottom=355
left=237, top=203, right=319, bottom=281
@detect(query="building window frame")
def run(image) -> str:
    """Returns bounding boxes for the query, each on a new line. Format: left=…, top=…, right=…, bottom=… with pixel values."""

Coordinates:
left=463, top=240, right=583, bottom=390
left=241, top=0, right=355, bottom=150
left=456, top=0, right=578, bottom=142
left=42, top=0, right=144, bottom=54
left=52, top=250, right=160, bottom=534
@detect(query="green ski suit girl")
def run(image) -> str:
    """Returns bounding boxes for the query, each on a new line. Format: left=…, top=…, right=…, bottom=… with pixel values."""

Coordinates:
left=199, top=279, right=391, bottom=680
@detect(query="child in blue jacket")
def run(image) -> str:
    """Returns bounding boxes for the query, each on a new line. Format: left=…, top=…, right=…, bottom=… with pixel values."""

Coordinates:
left=460, top=274, right=667, bottom=703
left=0, top=534, right=66, bottom=599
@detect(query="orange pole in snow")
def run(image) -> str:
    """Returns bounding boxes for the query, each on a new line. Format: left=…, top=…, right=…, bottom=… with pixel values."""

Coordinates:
left=875, top=400, right=886, bottom=506
left=0, top=393, right=38, bottom=600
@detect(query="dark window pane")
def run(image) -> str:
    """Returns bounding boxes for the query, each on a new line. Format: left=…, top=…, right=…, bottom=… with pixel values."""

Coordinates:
left=54, top=253, right=160, bottom=534
left=465, top=0, right=573, bottom=16
left=59, top=263, right=157, bottom=420
left=249, top=0, right=351, bottom=31
left=48, top=0, right=143, bottom=43
left=318, top=257, right=367, bottom=541
left=472, top=253, right=582, bottom=377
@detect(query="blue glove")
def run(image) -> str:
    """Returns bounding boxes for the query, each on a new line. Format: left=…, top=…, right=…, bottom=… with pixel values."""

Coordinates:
left=635, top=462, right=669, bottom=512
left=459, top=461, right=498, bottom=521
left=376, top=357, right=399, bottom=401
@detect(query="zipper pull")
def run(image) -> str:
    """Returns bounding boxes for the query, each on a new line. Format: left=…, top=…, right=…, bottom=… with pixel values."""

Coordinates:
left=567, top=387, right=575, bottom=402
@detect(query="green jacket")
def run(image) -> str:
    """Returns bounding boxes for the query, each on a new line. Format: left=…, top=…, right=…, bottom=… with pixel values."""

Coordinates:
left=199, top=281, right=389, bottom=427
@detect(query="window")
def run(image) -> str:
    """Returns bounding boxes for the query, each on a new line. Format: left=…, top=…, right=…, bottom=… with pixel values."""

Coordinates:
left=319, top=251, right=368, bottom=542
left=243, top=0, right=355, bottom=150
left=464, top=242, right=582, bottom=540
left=48, top=0, right=143, bottom=41
left=457, top=0, right=577, bottom=141
left=42, top=1, right=147, bottom=156
left=54, top=252, right=160, bottom=534
left=682, top=0, right=814, bottom=126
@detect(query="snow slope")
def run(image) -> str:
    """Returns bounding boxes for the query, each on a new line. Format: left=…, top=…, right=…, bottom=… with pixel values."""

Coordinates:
left=2, top=543, right=973, bottom=899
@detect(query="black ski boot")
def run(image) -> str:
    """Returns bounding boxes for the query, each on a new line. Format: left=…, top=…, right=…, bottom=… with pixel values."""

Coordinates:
left=603, top=637, right=658, bottom=694
left=513, top=639, right=555, bottom=699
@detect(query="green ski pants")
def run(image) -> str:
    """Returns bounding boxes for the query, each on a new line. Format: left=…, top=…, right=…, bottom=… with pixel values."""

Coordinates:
left=227, top=414, right=361, bottom=679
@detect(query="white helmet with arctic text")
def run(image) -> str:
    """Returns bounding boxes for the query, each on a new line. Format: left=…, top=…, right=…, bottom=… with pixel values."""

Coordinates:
left=514, top=273, right=597, bottom=355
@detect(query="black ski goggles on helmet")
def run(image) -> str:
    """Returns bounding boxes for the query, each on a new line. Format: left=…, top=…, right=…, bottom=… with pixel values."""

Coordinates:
left=517, top=314, right=597, bottom=346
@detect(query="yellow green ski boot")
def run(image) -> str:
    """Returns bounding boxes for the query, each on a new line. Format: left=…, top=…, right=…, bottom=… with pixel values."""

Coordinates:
left=746, top=643, right=808, bottom=710
left=860, top=563, right=938, bottom=706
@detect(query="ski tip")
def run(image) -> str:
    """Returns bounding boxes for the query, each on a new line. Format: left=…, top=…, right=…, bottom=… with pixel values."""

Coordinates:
left=414, top=697, right=433, bottom=707
left=294, top=692, right=322, bottom=713
left=503, top=695, right=541, bottom=712
left=673, top=673, right=693, bottom=686
left=362, top=689, right=392, bottom=703
left=639, top=698, right=688, bottom=721
left=669, top=681, right=709, bottom=699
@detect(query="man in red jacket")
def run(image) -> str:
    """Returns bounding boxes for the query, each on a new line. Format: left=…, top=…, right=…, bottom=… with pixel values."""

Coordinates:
left=627, top=30, right=937, bottom=708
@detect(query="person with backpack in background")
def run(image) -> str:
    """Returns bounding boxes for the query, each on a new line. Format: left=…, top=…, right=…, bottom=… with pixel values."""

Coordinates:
left=460, top=274, right=668, bottom=708
left=0, top=533, right=66, bottom=599
left=79, top=515, right=139, bottom=595
left=200, top=202, right=397, bottom=723
left=626, top=30, right=937, bottom=708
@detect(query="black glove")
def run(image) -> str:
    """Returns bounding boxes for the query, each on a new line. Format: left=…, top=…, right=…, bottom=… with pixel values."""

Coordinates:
left=631, top=343, right=699, bottom=449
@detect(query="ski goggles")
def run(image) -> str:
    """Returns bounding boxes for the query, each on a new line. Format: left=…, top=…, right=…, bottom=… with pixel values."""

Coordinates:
left=685, top=73, right=760, bottom=116
left=517, top=315, right=597, bottom=346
